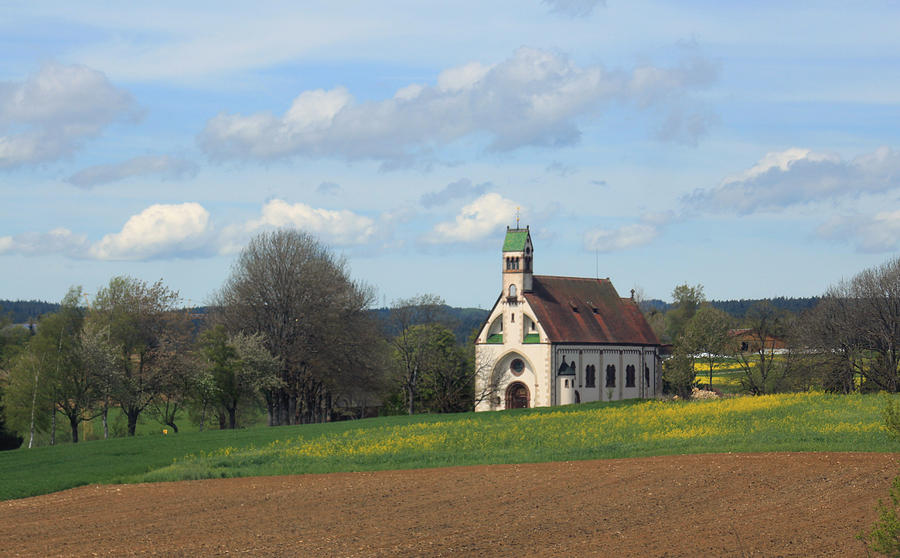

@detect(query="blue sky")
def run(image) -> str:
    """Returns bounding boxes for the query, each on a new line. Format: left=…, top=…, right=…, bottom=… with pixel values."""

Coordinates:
left=2, top=1, right=899, bottom=308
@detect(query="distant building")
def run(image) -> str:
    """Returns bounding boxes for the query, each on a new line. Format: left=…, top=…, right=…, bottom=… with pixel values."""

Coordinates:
left=729, top=328, right=787, bottom=354
left=475, top=226, right=661, bottom=411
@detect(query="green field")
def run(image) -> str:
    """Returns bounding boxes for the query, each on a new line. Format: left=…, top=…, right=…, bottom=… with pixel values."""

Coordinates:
left=1, top=392, right=897, bottom=501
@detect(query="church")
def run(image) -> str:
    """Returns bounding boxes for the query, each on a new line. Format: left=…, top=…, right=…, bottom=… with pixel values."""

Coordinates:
left=474, top=226, right=661, bottom=411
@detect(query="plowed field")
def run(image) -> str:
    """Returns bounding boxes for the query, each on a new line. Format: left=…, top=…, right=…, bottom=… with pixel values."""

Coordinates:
left=3, top=452, right=898, bottom=557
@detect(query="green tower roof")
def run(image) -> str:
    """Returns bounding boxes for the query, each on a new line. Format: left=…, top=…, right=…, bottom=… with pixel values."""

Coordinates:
left=503, top=228, right=529, bottom=252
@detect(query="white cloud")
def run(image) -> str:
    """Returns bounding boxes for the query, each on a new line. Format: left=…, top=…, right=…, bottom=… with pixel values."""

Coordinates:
left=242, top=199, right=376, bottom=247
left=818, top=210, right=900, bottom=253
left=67, top=155, right=198, bottom=188
left=686, top=146, right=900, bottom=214
left=200, top=46, right=716, bottom=167
left=89, top=203, right=212, bottom=260
left=0, top=228, right=88, bottom=256
left=0, top=63, right=135, bottom=168
left=584, top=223, right=658, bottom=252
left=427, top=193, right=519, bottom=243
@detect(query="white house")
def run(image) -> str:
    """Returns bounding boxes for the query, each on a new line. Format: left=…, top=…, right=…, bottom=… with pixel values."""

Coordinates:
left=475, top=226, right=661, bottom=411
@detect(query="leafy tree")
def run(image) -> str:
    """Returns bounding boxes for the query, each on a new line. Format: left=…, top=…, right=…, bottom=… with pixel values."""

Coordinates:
left=91, top=276, right=184, bottom=436
left=412, top=324, right=471, bottom=413
left=32, top=287, right=101, bottom=444
left=77, top=318, right=118, bottom=439
left=388, top=294, right=460, bottom=414
left=662, top=349, right=695, bottom=399
left=217, top=229, right=382, bottom=425
left=683, top=305, right=732, bottom=390
left=4, top=346, right=52, bottom=448
left=198, top=325, right=281, bottom=429
left=666, top=283, right=705, bottom=340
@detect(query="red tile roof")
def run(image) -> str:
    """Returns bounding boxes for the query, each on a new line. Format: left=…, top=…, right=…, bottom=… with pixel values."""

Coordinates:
left=523, top=275, right=660, bottom=345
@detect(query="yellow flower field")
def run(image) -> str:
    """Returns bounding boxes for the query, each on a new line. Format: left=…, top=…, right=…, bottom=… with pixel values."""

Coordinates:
left=149, top=392, right=895, bottom=482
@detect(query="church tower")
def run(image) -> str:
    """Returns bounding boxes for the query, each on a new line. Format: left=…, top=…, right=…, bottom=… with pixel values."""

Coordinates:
left=502, top=225, right=533, bottom=301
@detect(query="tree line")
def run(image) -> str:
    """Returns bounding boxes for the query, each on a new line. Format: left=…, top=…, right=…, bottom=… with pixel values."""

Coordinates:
left=657, top=256, right=900, bottom=399
left=0, top=230, right=479, bottom=449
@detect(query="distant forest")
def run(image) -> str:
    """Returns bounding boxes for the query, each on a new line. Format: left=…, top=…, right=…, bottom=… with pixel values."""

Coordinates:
left=2, top=296, right=821, bottom=333
left=0, top=300, right=61, bottom=324
left=640, top=297, right=821, bottom=318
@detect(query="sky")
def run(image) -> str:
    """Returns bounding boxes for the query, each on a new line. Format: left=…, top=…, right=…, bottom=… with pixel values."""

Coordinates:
left=2, top=1, right=900, bottom=309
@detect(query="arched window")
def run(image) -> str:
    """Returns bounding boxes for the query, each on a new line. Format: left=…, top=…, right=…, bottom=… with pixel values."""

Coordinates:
left=626, top=365, right=636, bottom=388
left=585, top=365, right=596, bottom=388
left=605, top=365, right=616, bottom=388
left=644, top=365, right=650, bottom=386
left=509, top=284, right=517, bottom=298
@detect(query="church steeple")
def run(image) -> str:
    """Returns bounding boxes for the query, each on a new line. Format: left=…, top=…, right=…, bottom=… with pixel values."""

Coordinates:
left=502, top=225, right=533, bottom=299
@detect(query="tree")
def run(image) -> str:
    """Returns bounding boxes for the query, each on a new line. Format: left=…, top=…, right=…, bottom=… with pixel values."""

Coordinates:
left=198, top=325, right=281, bottom=429
left=662, top=349, right=695, bottom=399
left=388, top=294, right=449, bottom=414
left=0, top=312, right=28, bottom=449
left=735, top=301, right=790, bottom=395
left=217, top=229, right=380, bottom=425
left=33, top=287, right=102, bottom=444
left=0, top=381, right=23, bottom=450
left=4, top=346, right=52, bottom=448
left=77, top=318, right=118, bottom=439
left=666, top=283, right=705, bottom=340
left=683, top=305, right=732, bottom=390
left=410, top=324, right=471, bottom=413
left=91, top=276, right=184, bottom=436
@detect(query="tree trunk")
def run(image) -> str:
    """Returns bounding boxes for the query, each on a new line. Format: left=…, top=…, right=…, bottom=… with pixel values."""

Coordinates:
left=50, top=411, right=56, bottom=446
left=126, top=409, right=139, bottom=436
left=102, top=407, right=109, bottom=440
left=70, top=414, right=79, bottom=443
left=28, top=364, right=39, bottom=449
left=228, top=407, right=237, bottom=429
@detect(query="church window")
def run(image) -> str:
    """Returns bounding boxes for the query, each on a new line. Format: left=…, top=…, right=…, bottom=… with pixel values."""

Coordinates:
left=644, top=365, right=650, bottom=386
left=510, top=358, right=525, bottom=376
left=626, top=365, right=636, bottom=387
left=511, top=313, right=515, bottom=322
left=575, top=391, right=580, bottom=404
left=564, top=379, right=569, bottom=388
left=585, top=365, right=596, bottom=388
left=509, top=284, right=517, bottom=298
left=605, top=365, right=616, bottom=388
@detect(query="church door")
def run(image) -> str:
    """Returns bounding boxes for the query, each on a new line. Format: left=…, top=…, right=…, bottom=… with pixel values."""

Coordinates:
left=505, top=382, right=530, bottom=409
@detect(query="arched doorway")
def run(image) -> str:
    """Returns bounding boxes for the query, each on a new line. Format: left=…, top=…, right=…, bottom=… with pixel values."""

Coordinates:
left=505, top=382, right=530, bottom=409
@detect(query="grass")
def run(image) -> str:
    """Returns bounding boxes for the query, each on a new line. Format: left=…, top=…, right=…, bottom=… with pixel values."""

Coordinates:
left=1, top=392, right=897, bottom=501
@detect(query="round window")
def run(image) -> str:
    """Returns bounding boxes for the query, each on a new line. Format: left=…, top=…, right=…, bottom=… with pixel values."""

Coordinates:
left=510, top=358, right=525, bottom=376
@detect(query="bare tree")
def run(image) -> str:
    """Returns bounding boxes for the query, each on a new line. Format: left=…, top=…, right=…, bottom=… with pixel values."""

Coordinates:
left=735, top=301, right=790, bottom=395
left=217, top=229, right=379, bottom=425
left=804, top=256, right=900, bottom=392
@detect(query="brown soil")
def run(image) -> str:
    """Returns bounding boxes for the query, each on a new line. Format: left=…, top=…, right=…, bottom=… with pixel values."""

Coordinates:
left=2, top=452, right=898, bottom=557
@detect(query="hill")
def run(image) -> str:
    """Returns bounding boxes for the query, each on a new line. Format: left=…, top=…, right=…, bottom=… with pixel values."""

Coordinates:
left=640, top=296, right=820, bottom=318
left=0, top=299, right=60, bottom=324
